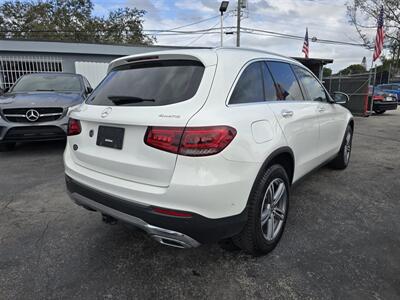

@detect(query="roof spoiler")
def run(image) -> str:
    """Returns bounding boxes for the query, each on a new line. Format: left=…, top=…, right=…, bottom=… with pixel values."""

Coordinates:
left=107, top=52, right=216, bottom=73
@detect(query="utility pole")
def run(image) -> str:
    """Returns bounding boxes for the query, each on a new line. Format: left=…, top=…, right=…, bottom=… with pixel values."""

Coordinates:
left=221, top=13, right=224, bottom=47
left=219, top=1, right=229, bottom=47
left=236, top=0, right=241, bottom=47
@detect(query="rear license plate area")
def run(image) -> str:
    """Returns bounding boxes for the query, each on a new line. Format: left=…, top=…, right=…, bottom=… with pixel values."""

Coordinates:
left=96, top=126, right=125, bottom=150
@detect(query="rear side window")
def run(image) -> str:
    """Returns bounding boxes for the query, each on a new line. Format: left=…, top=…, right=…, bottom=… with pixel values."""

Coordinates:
left=266, top=62, right=303, bottom=100
left=261, top=63, right=278, bottom=101
left=87, top=60, right=204, bottom=106
left=229, top=62, right=265, bottom=104
left=293, top=65, right=327, bottom=102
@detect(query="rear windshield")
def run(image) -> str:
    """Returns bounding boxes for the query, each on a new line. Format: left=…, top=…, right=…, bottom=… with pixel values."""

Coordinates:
left=87, top=60, right=205, bottom=106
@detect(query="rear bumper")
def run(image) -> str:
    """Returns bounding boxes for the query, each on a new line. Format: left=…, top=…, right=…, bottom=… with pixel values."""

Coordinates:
left=66, top=175, right=247, bottom=246
left=373, top=101, right=398, bottom=111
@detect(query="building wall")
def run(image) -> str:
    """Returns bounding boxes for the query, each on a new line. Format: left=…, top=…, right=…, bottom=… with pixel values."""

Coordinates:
left=0, top=47, right=165, bottom=88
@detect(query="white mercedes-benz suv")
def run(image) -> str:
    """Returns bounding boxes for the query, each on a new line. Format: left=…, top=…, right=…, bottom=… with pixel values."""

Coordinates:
left=64, top=48, right=353, bottom=255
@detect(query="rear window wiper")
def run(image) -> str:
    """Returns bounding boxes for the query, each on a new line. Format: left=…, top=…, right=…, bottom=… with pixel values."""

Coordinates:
left=35, top=89, right=55, bottom=91
left=107, top=95, right=156, bottom=105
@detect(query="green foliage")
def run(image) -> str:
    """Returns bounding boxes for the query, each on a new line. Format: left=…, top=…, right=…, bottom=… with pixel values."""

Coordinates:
left=323, top=67, right=332, bottom=77
left=338, top=64, right=367, bottom=75
left=347, top=0, right=400, bottom=59
left=0, top=0, right=155, bottom=45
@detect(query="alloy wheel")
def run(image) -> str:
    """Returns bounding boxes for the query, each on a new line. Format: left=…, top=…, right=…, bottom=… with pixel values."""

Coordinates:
left=344, top=131, right=352, bottom=164
left=260, top=178, right=288, bottom=241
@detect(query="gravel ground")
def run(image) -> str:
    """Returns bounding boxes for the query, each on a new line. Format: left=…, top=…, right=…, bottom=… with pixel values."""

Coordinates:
left=1, top=110, right=399, bottom=300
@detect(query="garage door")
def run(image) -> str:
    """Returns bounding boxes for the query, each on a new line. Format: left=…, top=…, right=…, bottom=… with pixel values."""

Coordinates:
left=75, top=61, right=108, bottom=88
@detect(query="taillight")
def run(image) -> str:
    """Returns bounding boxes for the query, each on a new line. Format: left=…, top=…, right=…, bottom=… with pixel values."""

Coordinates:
left=144, top=127, right=184, bottom=154
left=373, top=95, right=384, bottom=101
left=179, top=126, right=237, bottom=156
left=67, top=118, right=81, bottom=136
left=144, top=126, right=236, bottom=156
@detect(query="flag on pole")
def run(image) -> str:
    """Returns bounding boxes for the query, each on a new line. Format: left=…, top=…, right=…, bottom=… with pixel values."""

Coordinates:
left=372, top=6, right=384, bottom=62
left=302, top=28, right=309, bottom=59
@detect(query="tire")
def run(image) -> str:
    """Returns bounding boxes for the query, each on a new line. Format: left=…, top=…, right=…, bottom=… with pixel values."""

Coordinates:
left=329, top=125, right=353, bottom=170
left=0, top=142, right=16, bottom=152
left=233, top=164, right=290, bottom=256
left=374, top=109, right=386, bottom=114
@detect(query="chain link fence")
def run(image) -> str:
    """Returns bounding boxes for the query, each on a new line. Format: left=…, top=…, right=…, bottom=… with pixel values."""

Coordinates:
left=323, top=73, right=370, bottom=116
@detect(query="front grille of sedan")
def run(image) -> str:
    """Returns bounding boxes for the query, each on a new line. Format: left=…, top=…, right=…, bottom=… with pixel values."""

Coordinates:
left=2, top=107, right=64, bottom=123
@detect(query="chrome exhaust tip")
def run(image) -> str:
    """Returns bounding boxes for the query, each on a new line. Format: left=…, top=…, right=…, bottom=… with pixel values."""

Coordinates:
left=152, top=235, right=193, bottom=249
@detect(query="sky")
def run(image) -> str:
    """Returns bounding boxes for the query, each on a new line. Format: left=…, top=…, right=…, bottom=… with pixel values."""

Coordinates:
left=92, top=0, right=384, bottom=72
left=3, top=0, right=385, bottom=72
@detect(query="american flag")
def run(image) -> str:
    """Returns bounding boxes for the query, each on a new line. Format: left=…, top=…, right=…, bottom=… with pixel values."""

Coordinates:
left=373, top=6, right=384, bottom=62
left=302, top=28, right=309, bottom=59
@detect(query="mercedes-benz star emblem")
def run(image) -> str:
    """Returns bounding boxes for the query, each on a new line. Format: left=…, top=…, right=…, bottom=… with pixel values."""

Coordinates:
left=25, top=109, right=40, bottom=122
left=101, top=107, right=112, bottom=118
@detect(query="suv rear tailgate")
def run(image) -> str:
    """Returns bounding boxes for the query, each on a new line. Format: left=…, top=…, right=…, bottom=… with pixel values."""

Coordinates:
left=68, top=57, right=216, bottom=187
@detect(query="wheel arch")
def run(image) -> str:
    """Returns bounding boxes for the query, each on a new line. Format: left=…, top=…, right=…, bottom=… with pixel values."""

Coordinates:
left=254, top=147, right=295, bottom=187
left=348, top=118, right=354, bottom=131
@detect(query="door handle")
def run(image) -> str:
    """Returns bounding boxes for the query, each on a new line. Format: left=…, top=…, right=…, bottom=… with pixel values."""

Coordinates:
left=281, top=110, right=294, bottom=118
left=318, top=106, right=326, bottom=112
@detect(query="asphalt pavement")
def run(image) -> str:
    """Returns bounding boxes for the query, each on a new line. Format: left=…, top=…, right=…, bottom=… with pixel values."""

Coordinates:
left=1, top=110, right=399, bottom=299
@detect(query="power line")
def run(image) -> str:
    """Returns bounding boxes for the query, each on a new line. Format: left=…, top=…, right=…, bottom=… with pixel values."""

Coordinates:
left=240, top=27, right=366, bottom=47
left=149, top=26, right=367, bottom=47
left=185, top=19, right=222, bottom=46
left=150, top=14, right=220, bottom=33
left=0, top=26, right=368, bottom=48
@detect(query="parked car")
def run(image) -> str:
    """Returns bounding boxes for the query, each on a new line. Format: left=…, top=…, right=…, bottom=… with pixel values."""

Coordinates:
left=376, top=83, right=400, bottom=101
left=64, top=48, right=353, bottom=255
left=0, top=73, right=92, bottom=150
left=371, top=85, right=398, bottom=114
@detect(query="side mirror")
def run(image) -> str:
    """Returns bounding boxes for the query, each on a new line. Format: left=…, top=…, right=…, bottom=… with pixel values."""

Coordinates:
left=86, top=87, right=93, bottom=94
left=333, top=91, right=349, bottom=104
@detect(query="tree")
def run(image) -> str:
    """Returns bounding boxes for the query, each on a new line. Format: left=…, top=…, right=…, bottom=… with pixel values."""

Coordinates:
left=96, top=8, right=154, bottom=45
left=0, top=0, right=155, bottom=45
left=337, top=64, right=367, bottom=75
left=347, top=0, right=400, bottom=65
left=323, top=67, right=332, bottom=77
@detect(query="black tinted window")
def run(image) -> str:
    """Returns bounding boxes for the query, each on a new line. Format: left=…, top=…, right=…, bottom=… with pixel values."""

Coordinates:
left=88, top=60, right=204, bottom=106
left=229, top=62, right=264, bottom=104
left=266, top=62, right=303, bottom=100
left=293, top=66, right=327, bottom=102
left=261, top=63, right=278, bottom=101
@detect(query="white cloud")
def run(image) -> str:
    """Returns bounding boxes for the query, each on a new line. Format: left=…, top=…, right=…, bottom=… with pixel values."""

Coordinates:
left=117, top=0, right=383, bottom=72
left=175, top=0, right=215, bottom=13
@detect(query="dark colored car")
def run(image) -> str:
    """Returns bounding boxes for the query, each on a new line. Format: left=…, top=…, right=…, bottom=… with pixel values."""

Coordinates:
left=0, top=73, right=92, bottom=150
left=376, top=83, right=400, bottom=101
left=371, top=85, right=398, bottom=114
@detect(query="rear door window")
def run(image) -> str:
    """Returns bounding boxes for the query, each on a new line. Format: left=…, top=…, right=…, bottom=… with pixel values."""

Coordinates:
left=229, top=62, right=265, bottom=104
left=87, top=60, right=205, bottom=106
left=261, top=63, right=278, bottom=101
left=266, top=61, right=303, bottom=100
